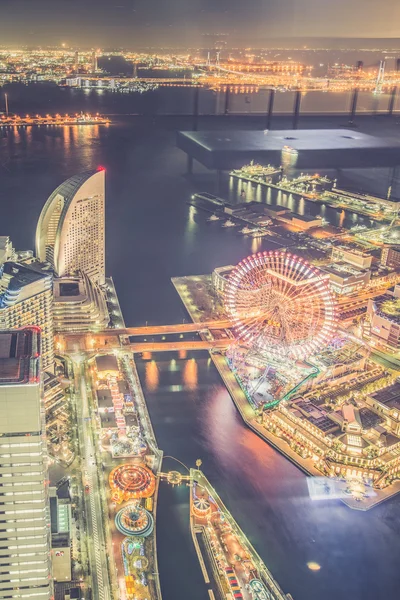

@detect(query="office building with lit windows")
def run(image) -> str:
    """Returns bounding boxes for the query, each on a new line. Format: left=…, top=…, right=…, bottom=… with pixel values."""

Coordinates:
left=0, top=262, right=54, bottom=370
left=0, top=327, right=52, bottom=600
left=35, top=169, right=106, bottom=285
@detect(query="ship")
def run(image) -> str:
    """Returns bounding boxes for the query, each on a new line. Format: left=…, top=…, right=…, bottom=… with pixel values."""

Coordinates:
left=222, top=219, right=237, bottom=227
left=207, top=214, right=220, bottom=222
left=0, top=112, right=110, bottom=127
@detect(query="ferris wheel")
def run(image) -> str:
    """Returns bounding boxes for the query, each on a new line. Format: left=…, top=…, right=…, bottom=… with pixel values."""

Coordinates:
left=225, top=251, right=337, bottom=360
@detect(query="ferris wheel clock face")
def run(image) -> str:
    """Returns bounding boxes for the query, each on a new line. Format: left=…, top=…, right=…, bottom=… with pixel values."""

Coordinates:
left=225, top=251, right=337, bottom=360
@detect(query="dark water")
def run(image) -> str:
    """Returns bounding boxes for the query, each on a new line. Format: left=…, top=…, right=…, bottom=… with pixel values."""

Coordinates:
left=1, top=82, right=399, bottom=118
left=1, top=93, right=400, bottom=600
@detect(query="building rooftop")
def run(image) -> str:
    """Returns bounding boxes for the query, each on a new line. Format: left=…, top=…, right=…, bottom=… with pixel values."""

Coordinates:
left=1, top=261, right=50, bottom=291
left=314, top=342, right=365, bottom=368
left=322, top=262, right=368, bottom=279
left=95, top=354, right=119, bottom=373
left=370, top=382, right=400, bottom=411
left=291, top=213, right=320, bottom=222
left=0, top=327, right=40, bottom=385
left=373, top=295, right=400, bottom=325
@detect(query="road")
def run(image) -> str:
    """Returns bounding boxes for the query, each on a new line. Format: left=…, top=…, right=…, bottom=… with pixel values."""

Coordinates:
left=128, top=339, right=230, bottom=352
left=74, top=360, right=112, bottom=600
left=96, top=319, right=232, bottom=337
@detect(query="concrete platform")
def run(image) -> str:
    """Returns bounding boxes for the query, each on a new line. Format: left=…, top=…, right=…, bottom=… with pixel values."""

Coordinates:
left=177, top=129, right=400, bottom=170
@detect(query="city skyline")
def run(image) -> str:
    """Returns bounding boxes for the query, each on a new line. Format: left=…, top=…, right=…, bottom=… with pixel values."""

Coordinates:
left=2, top=3, right=400, bottom=597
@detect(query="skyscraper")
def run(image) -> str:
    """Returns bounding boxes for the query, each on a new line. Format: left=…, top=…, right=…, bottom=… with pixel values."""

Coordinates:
left=36, top=169, right=106, bottom=286
left=0, top=327, right=52, bottom=600
left=0, top=262, right=54, bottom=370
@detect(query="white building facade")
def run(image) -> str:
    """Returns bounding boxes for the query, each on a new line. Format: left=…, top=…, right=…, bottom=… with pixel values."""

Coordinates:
left=36, top=169, right=106, bottom=285
left=0, top=327, right=52, bottom=599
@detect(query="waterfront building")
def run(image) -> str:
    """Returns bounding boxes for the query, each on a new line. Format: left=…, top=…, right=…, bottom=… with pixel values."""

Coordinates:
left=0, top=327, right=52, bottom=600
left=331, top=246, right=373, bottom=269
left=381, top=245, right=400, bottom=269
left=53, top=272, right=109, bottom=332
left=36, top=169, right=106, bottom=286
left=264, top=389, right=400, bottom=487
left=309, top=341, right=368, bottom=388
left=212, top=265, right=234, bottom=296
left=366, top=382, right=400, bottom=435
left=289, top=214, right=322, bottom=230
left=0, top=262, right=54, bottom=370
left=322, top=262, right=371, bottom=295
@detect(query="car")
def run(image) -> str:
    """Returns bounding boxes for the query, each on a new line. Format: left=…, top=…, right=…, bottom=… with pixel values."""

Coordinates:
left=84, top=484, right=90, bottom=493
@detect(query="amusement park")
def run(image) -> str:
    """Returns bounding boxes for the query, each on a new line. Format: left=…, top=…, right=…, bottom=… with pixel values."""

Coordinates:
left=174, top=247, right=400, bottom=506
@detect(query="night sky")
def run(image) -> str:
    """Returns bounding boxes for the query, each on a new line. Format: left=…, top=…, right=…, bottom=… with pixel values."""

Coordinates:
left=0, top=0, right=399, bottom=46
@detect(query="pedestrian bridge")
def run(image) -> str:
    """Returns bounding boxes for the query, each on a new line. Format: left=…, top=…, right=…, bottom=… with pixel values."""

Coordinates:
left=97, top=319, right=232, bottom=337
left=128, top=339, right=230, bottom=353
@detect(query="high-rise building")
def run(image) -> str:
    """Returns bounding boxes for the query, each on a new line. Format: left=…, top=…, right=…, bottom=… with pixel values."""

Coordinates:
left=36, top=169, right=106, bottom=285
left=0, top=236, right=16, bottom=267
left=91, top=51, right=97, bottom=73
left=0, top=262, right=54, bottom=370
left=0, top=327, right=52, bottom=600
left=381, top=245, right=400, bottom=269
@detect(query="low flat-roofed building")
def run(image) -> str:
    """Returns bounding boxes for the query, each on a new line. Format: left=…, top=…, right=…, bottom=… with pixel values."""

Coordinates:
left=310, top=341, right=367, bottom=385
left=95, top=353, right=119, bottom=374
left=49, top=488, right=72, bottom=582
left=290, top=213, right=322, bottom=230
left=261, top=204, right=290, bottom=217
left=366, top=381, right=400, bottom=434
left=322, top=262, right=371, bottom=295
left=331, top=246, right=373, bottom=269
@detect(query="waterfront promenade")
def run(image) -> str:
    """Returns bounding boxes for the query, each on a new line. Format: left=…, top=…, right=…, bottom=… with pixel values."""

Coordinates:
left=190, top=469, right=291, bottom=600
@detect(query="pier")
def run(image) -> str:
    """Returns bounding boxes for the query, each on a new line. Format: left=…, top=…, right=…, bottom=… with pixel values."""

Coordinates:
left=0, top=113, right=110, bottom=126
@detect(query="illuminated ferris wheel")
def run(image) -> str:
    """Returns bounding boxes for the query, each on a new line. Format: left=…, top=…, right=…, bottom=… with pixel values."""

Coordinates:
left=225, top=251, right=337, bottom=360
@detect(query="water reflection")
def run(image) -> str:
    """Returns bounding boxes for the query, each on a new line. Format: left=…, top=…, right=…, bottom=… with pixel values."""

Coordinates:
left=138, top=354, right=400, bottom=600
left=145, top=359, right=159, bottom=392
left=182, top=357, right=198, bottom=391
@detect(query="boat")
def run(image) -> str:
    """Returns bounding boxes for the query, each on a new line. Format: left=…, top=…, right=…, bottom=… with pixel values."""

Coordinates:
left=222, top=219, right=236, bottom=227
left=240, top=226, right=254, bottom=234
left=207, top=214, right=220, bottom=222
left=0, top=112, right=110, bottom=127
left=251, top=229, right=269, bottom=238
left=350, top=224, right=368, bottom=232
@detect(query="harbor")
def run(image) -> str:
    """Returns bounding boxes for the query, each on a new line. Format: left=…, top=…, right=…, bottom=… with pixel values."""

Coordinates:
left=231, top=164, right=397, bottom=223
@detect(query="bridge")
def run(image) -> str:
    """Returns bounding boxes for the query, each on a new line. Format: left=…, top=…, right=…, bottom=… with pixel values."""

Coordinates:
left=97, top=319, right=232, bottom=337
left=128, top=339, right=229, bottom=353
left=55, top=319, right=233, bottom=353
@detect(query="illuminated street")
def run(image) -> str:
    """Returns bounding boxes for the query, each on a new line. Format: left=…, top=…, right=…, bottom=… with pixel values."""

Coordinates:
left=74, top=359, right=113, bottom=600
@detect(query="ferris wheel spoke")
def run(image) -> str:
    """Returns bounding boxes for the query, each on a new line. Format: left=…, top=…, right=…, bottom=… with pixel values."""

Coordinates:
left=226, top=251, right=337, bottom=359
